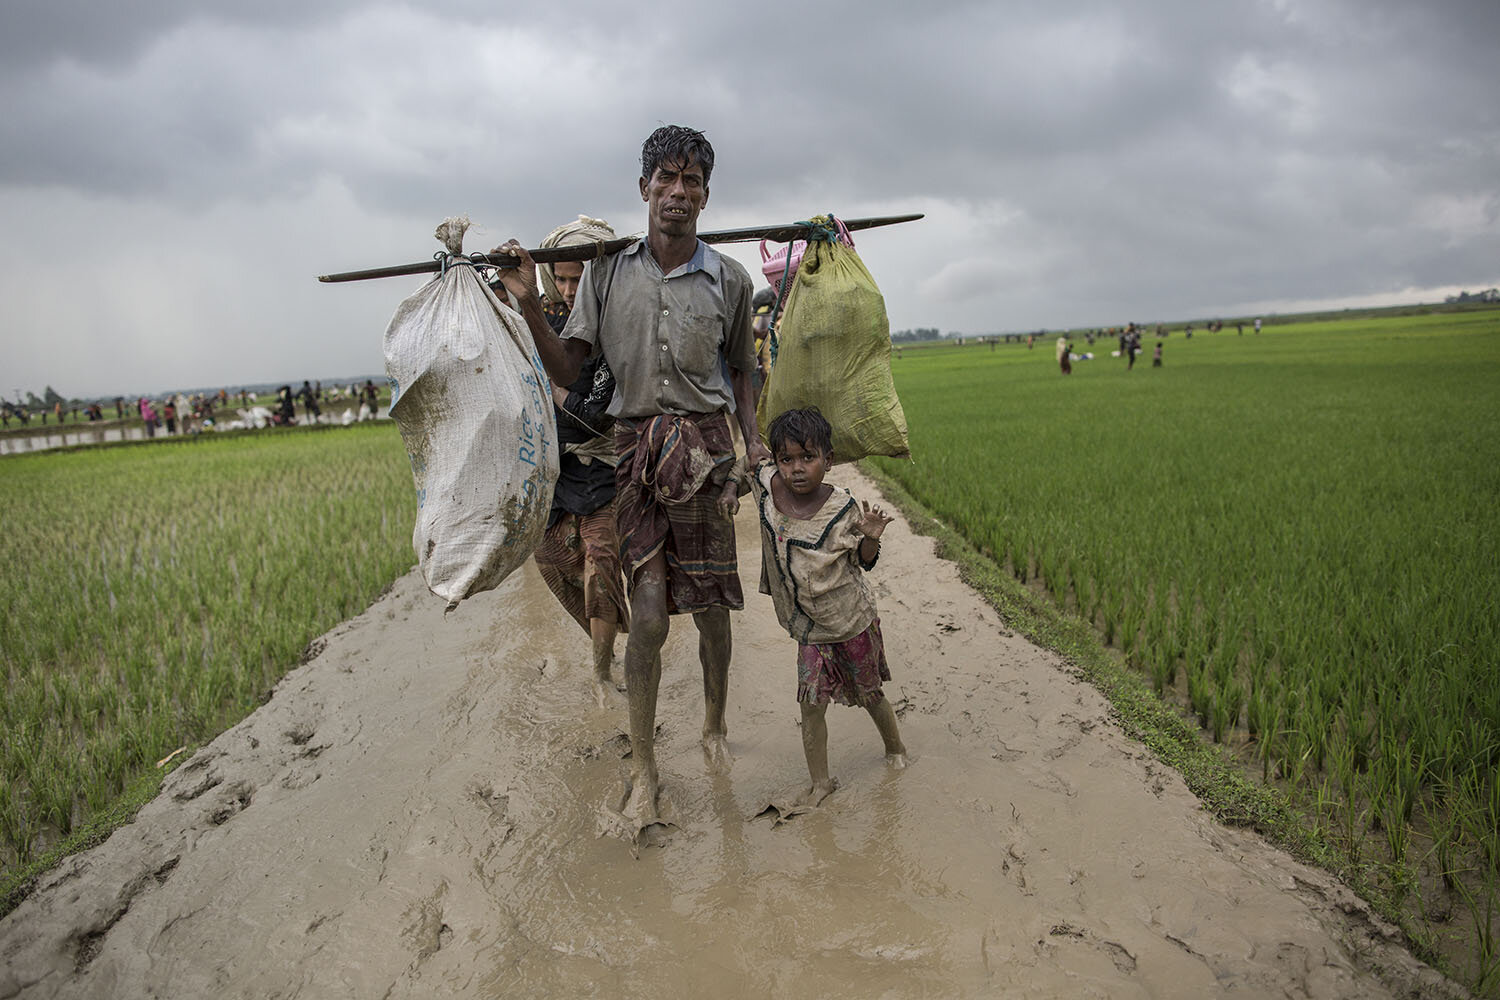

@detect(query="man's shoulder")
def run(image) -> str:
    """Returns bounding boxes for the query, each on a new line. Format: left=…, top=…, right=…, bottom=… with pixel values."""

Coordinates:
left=712, top=249, right=754, bottom=293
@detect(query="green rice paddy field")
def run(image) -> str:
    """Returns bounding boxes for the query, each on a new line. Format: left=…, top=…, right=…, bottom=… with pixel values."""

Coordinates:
left=1, top=308, right=1497, bottom=987
left=870, top=307, right=1500, bottom=989
left=0, top=423, right=414, bottom=886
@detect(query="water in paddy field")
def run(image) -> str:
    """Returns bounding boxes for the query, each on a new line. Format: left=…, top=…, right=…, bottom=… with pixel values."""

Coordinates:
left=0, top=424, right=148, bottom=454
left=0, top=412, right=392, bottom=455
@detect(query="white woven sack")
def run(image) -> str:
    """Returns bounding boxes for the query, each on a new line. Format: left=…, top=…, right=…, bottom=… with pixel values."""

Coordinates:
left=384, top=242, right=557, bottom=608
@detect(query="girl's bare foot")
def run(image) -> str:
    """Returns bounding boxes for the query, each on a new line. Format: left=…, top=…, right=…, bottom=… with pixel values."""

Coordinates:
left=794, top=778, right=838, bottom=808
left=885, top=752, right=908, bottom=769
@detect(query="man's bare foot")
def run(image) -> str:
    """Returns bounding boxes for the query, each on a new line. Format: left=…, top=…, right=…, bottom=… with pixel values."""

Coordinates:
left=793, top=778, right=838, bottom=808
left=886, top=752, right=909, bottom=769
left=701, top=732, right=732, bottom=773
left=623, top=772, right=661, bottom=827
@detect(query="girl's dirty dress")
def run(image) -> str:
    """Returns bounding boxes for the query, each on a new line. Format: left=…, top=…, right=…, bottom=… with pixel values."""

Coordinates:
left=752, top=462, right=892, bottom=707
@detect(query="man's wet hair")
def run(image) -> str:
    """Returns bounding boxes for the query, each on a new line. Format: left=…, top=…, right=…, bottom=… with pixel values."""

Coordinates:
left=641, top=125, right=715, bottom=185
left=767, top=407, right=833, bottom=460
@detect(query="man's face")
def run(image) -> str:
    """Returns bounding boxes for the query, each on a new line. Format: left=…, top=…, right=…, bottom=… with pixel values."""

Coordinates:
left=553, top=261, right=584, bottom=310
left=639, top=156, right=708, bottom=238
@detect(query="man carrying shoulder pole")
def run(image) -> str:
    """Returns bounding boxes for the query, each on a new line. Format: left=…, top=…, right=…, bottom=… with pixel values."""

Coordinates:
left=496, top=125, right=771, bottom=828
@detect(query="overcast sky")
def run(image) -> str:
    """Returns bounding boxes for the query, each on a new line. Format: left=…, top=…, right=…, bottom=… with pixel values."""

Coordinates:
left=1, top=0, right=1496, bottom=400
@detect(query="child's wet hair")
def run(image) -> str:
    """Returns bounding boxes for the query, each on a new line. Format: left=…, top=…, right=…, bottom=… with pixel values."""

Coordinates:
left=767, top=407, right=833, bottom=459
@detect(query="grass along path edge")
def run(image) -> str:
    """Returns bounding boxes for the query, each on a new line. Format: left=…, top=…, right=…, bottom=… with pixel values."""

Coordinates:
left=857, top=458, right=1451, bottom=978
left=0, top=758, right=182, bottom=918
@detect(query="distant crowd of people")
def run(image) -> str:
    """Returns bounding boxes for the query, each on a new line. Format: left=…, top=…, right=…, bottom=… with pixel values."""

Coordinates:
left=266, top=380, right=381, bottom=427
left=997, top=317, right=1265, bottom=376
left=1, top=380, right=384, bottom=434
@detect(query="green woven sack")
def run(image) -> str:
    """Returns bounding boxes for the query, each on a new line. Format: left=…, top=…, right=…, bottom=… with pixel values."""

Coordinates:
left=757, top=237, right=909, bottom=461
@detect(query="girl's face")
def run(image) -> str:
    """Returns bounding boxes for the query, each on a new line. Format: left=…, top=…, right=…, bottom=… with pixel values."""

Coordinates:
left=775, top=438, right=830, bottom=496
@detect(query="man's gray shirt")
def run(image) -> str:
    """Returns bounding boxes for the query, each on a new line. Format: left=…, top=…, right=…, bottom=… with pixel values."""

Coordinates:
left=561, top=238, right=756, bottom=420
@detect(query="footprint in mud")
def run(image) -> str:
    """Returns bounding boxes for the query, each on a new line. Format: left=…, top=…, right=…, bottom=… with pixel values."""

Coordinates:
left=401, top=886, right=452, bottom=964
left=1026, top=768, right=1077, bottom=799
left=172, top=771, right=222, bottom=803
left=933, top=614, right=962, bottom=635
left=990, top=740, right=1024, bottom=762
left=1042, top=731, right=1082, bottom=761
left=466, top=781, right=510, bottom=824
left=283, top=721, right=317, bottom=747
left=570, top=731, right=633, bottom=762
left=69, top=852, right=184, bottom=971
left=207, top=781, right=254, bottom=826
left=1046, top=922, right=1138, bottom=974
left=167, top=751, right=221, bottom=802
left=1003, top=844, right=1035, bottom=897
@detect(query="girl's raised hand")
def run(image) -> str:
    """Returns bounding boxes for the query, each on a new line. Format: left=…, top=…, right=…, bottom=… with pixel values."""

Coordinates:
left=857, top=500, right=893, bottom=539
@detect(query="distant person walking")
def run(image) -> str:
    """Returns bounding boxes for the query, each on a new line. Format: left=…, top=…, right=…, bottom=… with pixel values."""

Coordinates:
left=139, top=398, right=159, bottom=438
left=275, top=386, right=296, bottom=426
left=1056, top=335, right=1072, bottom=375
left=1254, top=317, right=1262, bottom=334
left=1153, top=341, right=1163, bottom=367
left=297, top=381, right=321, bottom=422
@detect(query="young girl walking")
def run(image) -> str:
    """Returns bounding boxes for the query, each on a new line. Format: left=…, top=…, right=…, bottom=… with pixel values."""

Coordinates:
left=749, top=407, right=908, bottom=806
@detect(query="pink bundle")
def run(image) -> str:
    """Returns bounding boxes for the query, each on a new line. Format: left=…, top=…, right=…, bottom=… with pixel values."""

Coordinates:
left=760, top=216, right=854, bottom=296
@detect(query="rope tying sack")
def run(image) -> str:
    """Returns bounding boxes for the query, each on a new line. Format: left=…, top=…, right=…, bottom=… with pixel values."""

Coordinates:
left=763, top=215, right=854, bottom=363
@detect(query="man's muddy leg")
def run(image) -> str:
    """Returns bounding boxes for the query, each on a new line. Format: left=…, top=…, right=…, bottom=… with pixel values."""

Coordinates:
left=623, top=554, right=670, bottom=822
left=866, top=698, right=908, bottom=768
left=797, top=702, right=836, bottom=806
left=693, top=606, right=731, bottom=767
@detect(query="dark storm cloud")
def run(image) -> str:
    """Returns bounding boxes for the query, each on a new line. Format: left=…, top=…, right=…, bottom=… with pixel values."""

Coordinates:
left=0, top=1, right=368, bottom=72
left=0, top=0, right=1495, bottom=398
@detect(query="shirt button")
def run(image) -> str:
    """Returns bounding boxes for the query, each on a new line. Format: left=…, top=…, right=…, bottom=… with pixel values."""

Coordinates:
left=662, top=309, right=669, bottom=316
left=661, top=344, right=668, bottom=351
left=663, top=379, right=670, bottom=386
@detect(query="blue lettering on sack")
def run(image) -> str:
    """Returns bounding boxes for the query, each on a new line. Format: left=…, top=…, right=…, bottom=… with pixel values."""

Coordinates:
left=515, top=365, right=553, bottom=508
left=527, top=356, right=554, bottom=466
left=519, top=405, right=536, bottom=467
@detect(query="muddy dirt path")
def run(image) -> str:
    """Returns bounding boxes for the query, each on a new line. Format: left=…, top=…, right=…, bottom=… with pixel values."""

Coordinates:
left=0, top=470, right=1461, bottom=999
